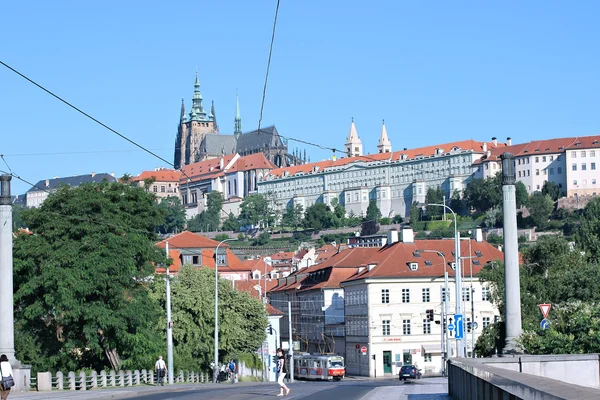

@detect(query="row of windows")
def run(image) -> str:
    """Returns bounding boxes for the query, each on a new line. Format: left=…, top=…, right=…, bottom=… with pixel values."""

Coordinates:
left=380, top=315, right=493, bottom=336
left=572, top=163, right=597, bottom=171
left=572, top=150, right=597, bottom=158
left=381, top=287, right=489, bottom=304
left=573, top=179, right=597, bottom=186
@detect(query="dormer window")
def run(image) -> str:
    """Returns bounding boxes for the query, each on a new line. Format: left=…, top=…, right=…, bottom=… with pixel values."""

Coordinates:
left=450, top=262, right=456, bottom=270
left=576, top=142, right=582, bottom=146
left=475, top=250, right=483, bottom=257
left=401, top=154, right=408, bottom=161
left=436, top=148, right=444, bottom=155
left=473, top=260, right=481, bottom=266
left=409, top=262, right=419, bottom=271
left=594, top=141, right=599, bottom=145
left=452, top=146, right=460, bottom=151
left=425, top=260, right=432, bottom=266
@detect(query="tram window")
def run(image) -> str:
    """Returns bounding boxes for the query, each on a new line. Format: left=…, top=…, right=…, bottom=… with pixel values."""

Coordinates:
left=331, top=360, right=343, bottom=367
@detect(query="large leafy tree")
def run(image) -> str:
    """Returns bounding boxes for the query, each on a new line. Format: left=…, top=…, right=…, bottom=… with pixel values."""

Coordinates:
left=150, top=266, right=267, bottom=371
left=157, top=196, right=186, bottom=234
left=541, top=181, right=562, bottom=201
left=574, top=197, right=600, bottom=263
left=303, top=203, right=333, bottom=231
left=464, top=175, right=527, bottom=213
left=365, top=200, right=382, bottom=222
left=527, top=192, right=554, bottom=228
left=475, top=235, right=600, bottom=356
left=238, top=194, right=269, bottom=228
left=13, top=182, right=165, bottom=373
left=425, top=187, right=444, bottom=219
left=187, top=191, right=224, bottom=232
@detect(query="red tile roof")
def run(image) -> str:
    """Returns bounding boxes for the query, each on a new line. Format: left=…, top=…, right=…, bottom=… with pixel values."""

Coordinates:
left=201, top=249, right=248, bottom=271
left=132, top=169, right=181, bottom=183
left=228, top=153, right=277, bottom=173
left=266, top=139, right=502, bottom=179
left=270, top=251, right=296, bottom=261
left=343, top=239, right=504, bottom=282
left=156, top=231, right=227, bottom=250
left=233, top=280, right=283, bottom=316
left=299, top=268, right=361, bottom=292
left=473, top=135, right=600, bottom=165
left=244, top=258, right=275, bottom=274
left=155, top=249, right=182, bottom=274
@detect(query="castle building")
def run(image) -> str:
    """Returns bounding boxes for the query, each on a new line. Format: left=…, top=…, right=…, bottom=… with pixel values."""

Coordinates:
left=174, top=74, right=302, bottom=169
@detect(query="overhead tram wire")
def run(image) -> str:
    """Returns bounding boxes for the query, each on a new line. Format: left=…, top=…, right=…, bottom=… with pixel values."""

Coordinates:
left=257, top=0, right=281, bottom=136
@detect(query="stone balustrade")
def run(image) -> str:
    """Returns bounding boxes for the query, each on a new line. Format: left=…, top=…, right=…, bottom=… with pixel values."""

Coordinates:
left=33, top=369, right=212, bottom=391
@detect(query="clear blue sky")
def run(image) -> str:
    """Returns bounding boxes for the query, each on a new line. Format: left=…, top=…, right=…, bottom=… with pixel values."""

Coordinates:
left=2, top=1, right=600, bottom=195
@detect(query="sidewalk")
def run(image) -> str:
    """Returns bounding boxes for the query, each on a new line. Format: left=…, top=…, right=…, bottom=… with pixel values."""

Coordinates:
left=8, top=381, right=270, bottom=399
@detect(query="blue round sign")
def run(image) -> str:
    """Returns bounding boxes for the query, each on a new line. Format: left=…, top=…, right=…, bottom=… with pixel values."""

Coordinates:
left=540, top=319, right=550, bottom=330
left=448, top=323, right=455, bottom=331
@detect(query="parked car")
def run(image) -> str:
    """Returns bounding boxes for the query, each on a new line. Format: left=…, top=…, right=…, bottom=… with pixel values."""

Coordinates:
left=399, top=365, right=422, bottom=381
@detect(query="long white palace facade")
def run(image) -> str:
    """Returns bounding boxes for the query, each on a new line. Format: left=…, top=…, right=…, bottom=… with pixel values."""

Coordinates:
left=258, top=120, right=505, bottom=217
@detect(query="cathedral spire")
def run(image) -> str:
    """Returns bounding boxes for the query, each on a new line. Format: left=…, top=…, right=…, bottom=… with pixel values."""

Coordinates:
left=180, top=98, right=186, bottom=123
left=345, top=118, right=363, bottom=157
left=234, top=95, right=242, bottom=138
left=190, top=72, right=207, bottom=121
left=377, top=119, right=392, bottom=153
left=211, top=101, right=218, bottom=132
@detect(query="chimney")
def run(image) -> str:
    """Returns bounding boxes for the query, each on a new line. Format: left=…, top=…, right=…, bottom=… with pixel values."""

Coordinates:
left=45, top=180, right=50, bottom=187
left=482, top=143, right=487, bottom=152
left=401, top=226, right=414, bottom=243
left=219, top=157, right=224, bottom=170
left=507, top=137, right=512, bottom=146
left=387, top=229, right=399, bottom=245
left=492, top=137, right=498, bottom=146
left=473, top=227, right=483, bottom=242
left=91, top=172, right=96, bottom=178
left=111, top=172, right=115, bottom=177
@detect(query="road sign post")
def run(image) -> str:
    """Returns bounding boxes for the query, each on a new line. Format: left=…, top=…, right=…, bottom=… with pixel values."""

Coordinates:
left=540, top=319, right=550, bottom=330
left=361, top=346, right=367, bottom=355
left=539, top=304, right=551, bottom=319
left=455, top=314, right=464, bottom=340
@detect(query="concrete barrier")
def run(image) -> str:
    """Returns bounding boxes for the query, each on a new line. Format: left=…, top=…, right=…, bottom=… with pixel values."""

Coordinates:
left=448, top=358, right=600, bottom=400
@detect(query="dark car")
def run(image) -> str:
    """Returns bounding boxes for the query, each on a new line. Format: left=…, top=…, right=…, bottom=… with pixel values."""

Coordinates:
left=399, top=365, right=422, bottom=381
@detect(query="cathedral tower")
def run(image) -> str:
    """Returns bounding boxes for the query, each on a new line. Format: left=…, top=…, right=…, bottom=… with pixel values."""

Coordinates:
left=377, top=119, right=392, bottom=153
left=345, top=118, right=363, bottom=157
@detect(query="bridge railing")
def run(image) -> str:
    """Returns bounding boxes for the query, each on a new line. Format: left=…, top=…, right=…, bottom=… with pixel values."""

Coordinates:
left=448, top=357, right=600, bottom=400
left=33, top=369, right=212, bottom=391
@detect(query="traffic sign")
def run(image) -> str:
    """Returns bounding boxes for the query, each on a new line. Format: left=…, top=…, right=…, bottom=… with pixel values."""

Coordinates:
left=540, top=319, right=550, bottom=330
left=455, top=314, right=464, bottom=339
left=448, top=323, right=455, bottom=332
left=539, top=304, right=551, bottom=319
left=361, top=346, right=367, bottom=355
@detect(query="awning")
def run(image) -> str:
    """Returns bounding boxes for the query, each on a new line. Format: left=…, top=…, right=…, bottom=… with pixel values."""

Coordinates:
left=421, top=344, right=442, bottom=354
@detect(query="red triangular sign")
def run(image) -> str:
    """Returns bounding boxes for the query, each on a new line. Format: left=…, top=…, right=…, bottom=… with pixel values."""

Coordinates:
left=539, top=303, right=551, bottom=319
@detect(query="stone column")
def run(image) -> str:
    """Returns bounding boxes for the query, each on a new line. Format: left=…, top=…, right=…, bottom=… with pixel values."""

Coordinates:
left=1, top=174, right=32, bottom=391
left=0, top=175, right=15, bottom=361
left=500, top=153, right=523, bottom=352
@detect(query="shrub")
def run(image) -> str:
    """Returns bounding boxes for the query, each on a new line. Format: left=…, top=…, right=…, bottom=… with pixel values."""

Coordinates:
left=237, top=233, right=246, bottom=241
left=215, top=233, right=229, bottom=241
left=425, top=220, right=452, bottom=231
left=379, top=217, right=392, bottom=225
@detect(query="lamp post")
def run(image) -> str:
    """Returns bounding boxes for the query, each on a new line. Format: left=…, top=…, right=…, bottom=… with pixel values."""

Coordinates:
left=418, top=250, right=450, bottom=375
left=214, top=238, right=236, bottom=383
left=165, top=242, right=174, bottom=385
left=424, top=203, right=465, bottom=357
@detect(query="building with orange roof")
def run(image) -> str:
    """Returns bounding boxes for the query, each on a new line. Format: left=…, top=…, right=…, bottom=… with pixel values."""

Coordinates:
left=155, top=231, right=250, bottom=281
left=268, top=226, right=503, bottom=377
left=130, top=168, right=181, bottom=200
left=340, top=226, right=503, bottom=377
left=473, top=134, right=600, bottom=197
left=258, top=124, right=505, bottom=219
left=178, top=152, right=276, bottom=219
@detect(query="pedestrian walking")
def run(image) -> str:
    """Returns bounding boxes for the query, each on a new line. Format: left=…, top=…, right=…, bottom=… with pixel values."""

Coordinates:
left=276, top=348, right=290, bottom=397
left=0, top=354, right=14, bottom=400
left=154, top=356, right=167, bottom=386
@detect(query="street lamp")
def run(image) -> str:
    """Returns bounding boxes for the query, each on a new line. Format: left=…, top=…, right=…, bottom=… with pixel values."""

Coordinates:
left=214, top=238, right=236, bottom=383
left=417, top=249, right=450, bottom=375
left=423, top=203, right=465, bottom=357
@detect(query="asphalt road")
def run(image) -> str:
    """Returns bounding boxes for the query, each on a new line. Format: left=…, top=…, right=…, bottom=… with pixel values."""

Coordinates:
left=117, top=377, right=450, bottom=400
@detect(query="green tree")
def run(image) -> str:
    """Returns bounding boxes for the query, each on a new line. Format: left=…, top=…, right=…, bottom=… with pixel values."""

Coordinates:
left=150, top=266, right=267, bottom=371
left=449, top=189, right=464, bottom=215
left=574, top=197, right=600, bottom=262
left=187, top=192, right=224, bottom=232
left=157, top=196, right=186, bottom=234
left=12, top=204, right=26, bottom=231
left=329, top=198, right=346, bottom=228
left=464, top=175, right=527, bottom=212
left=303, top=203, right=332, bottom=230
left=541, top=181, right=562, bottom=201
left=365, top=200, right=382, bottom=222
left=238, top=194, right=269, bottom=228
left=425, top=187, right=444, bottom=219
left=292, top=204, right=304, bottom=230
left=13, top=182, right=165, bottom=373
left=527, top=192, right=554, bottom=228
left=409, top=202, right=421, bottom=224
left=221, top=212, right=240, bottom=232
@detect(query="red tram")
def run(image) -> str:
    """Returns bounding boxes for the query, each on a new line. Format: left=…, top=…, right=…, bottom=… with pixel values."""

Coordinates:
left=293, top=354, right=345, bottom=381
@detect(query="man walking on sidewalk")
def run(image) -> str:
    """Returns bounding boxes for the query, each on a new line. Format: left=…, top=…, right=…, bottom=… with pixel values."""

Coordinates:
left=155, top=356, right=167, bottom=386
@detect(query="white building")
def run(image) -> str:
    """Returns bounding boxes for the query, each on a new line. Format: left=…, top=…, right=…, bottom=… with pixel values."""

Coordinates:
left=339, top=227, right=502, bottom=377
left=259, top=126, right=502, bottom=218
left=26, top=172, right=116, bottom=208
left=179, top=153, right=275, bottom=219
left=474, top=135, right=600, bottom=196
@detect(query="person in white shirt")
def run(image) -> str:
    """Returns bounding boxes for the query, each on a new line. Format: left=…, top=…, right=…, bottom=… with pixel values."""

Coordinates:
left=0, top=354, right=13, bottom=400
left=154, top=356, right=167, bottom=386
